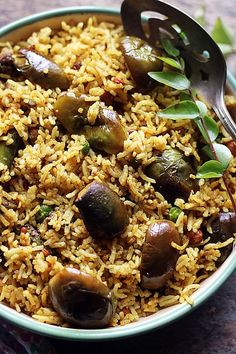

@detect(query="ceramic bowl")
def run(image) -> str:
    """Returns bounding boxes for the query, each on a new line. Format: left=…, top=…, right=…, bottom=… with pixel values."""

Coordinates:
left=0, top=7, right=235, bottom=341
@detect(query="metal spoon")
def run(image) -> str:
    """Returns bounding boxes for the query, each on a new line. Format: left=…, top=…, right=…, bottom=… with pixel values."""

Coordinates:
left=121, top=0, right=236, bottom=141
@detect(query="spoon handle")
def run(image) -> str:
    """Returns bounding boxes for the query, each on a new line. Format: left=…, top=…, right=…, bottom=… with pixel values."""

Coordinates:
left=214, top=95, right=236, bottom=141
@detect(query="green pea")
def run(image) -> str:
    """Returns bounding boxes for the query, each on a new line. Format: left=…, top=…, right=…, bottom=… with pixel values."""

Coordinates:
left=36, top=205, right=53, bottom=223
left=169, top=207, right=182, bottom=222
left=82, top=141, right=90, bottom=155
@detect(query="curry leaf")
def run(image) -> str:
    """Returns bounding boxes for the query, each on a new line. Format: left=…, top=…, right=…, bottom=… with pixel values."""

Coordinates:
left=211, top=18, right=234, bottom=45
left=195, top=118, right=208, bottom=142
left=158, top=100, right=200, bottom=119
left=214, top=143, right=232, bottom=168
left=202, top=145, right=212, bottom=159
left=161, top=37, right=180, bottom=57
left=194, top=4, right=207, bottom=28
left=148, top=71, right=190, bottom=90
left=179, top=91, right=193, bottom=102
left=196, top=160, right=225, bottom=179
left=157, top=56, right=182, bottom=70
left=179, top=31, right=190, bottom=46
left=218, top=43, right=235, bottom=56
left=202, top=143, right=232, bottom=168
left=196, top=100, right=208, bottom=117
left=202, top=115, right=219, bottom=141
left=194, top=116, right=219, bottom=143
left=191, top=88, right=198, bottom=99
left=172, top=24, right=190, bottom=45
left=179, top=57, right=185, bottom=70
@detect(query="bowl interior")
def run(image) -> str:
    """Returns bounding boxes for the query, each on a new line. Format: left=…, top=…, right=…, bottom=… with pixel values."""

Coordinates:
left=0, top=7, right=235, bottom=341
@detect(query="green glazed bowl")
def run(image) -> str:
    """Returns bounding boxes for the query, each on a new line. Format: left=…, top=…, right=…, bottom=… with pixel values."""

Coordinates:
left=0, top=7, right=236, bottom=341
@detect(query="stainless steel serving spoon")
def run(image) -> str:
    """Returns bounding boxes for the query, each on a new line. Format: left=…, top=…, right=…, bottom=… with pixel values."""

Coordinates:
left=121, top=0, right=236, bottom=141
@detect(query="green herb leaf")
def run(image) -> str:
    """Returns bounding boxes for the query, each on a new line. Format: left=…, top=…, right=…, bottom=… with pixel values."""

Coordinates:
left=172, top=24, right=182, bottom=34
left=202, top=143, right=232, bottom=168
left=195, top=118, right=208, bottom=142
left=172, top=24, right=190, bottom=45
left=157, top=56, right=182, bottom=70
left=194, top=116, right=219, bottom=143
left=195, top=100, right=208, bottom=117
left=202, top=145, right=213, bottom=158
left=179, top=91, right=193, bottom=102
left=158, top=100, right=200, bottom=119
left=148, top=71, right=190, bottom=90
left=214, top=143, right=232, bottom=169
left=202, top=116, right=219, bottom=141
left=218, top=43, right=235, bottom=56
left=194, top=4, right=207, bottom=27
left=179, top=57, right=185, bottom=70
left=82, top=141, right=90, bottom=155
left=196, top=160, right=225, bottom=179
left=179, top=31, right=190, bottom=46
left=211, top=18, right=234, bottom=45
left=161, top=37, right=180, bottom=57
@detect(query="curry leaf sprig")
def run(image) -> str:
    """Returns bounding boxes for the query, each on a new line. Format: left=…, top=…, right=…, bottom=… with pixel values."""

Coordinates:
left=156, top=95, right=232, bottom=178
left=148, top=41, right=232, bottom=179
left=148, top=38, right=236, bottom=212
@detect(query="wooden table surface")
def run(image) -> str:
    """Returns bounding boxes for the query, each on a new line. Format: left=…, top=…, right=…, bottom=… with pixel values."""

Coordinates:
left=0, top=1, right=236, bottom=353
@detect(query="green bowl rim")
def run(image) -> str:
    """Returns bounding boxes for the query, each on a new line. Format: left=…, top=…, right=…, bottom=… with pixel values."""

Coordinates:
left=0, top=6, right=236, bottom=341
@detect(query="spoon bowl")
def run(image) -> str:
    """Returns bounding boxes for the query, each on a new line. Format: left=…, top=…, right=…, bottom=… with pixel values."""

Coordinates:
left=121, top=0, right=236, bottom=141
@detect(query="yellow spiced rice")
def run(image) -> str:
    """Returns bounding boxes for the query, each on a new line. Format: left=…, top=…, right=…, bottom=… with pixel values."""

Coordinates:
left=0, top=17, right=235, bottom=327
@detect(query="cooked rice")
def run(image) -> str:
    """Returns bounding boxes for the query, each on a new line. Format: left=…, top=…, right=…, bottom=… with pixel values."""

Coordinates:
left=0, top=17, right=235, bottom=327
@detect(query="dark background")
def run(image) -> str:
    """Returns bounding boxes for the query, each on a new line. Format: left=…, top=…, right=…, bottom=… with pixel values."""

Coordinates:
left=1, top=1, right=236, bottom=353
